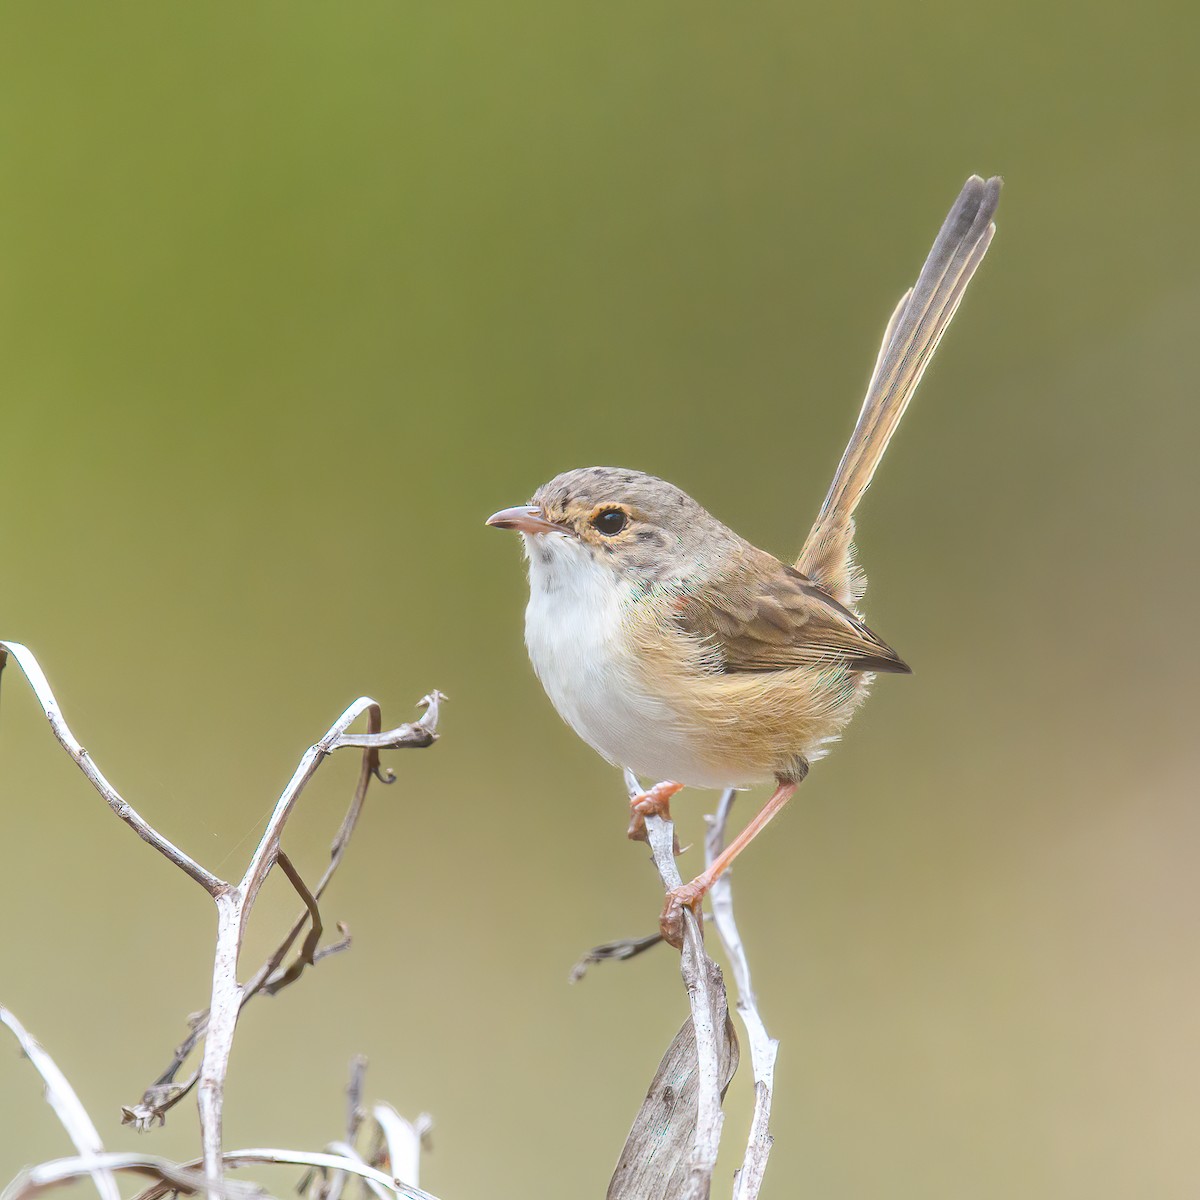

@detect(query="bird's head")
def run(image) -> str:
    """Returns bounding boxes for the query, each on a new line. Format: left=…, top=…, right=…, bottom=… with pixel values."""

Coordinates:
left=487, top=466, right=738, bottom=589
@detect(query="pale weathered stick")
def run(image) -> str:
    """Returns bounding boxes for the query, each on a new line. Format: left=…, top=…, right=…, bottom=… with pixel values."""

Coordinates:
left=0, top=1153, right=243, bottom=1200
left=370, top=1105, right=433, bottom=1191
left=123, top=689, right=429, bottom=1128
left=197, top=694, right=442, bottom=1196
left=212, top=1149, right=436, bottom=1200
left=6, top=1146, right=439, bottom=1200
left=0, top=641, right=222, bottom=895
left=624, top=770, right=726, bottom=1200
left=323, top=1141, right=394, bottom=1200
left=0, top=1007, right=120, bottom=1200
left=705, top=791, right=779, bottom=1200
left=306, top=1060, right=436, bottom=1200
left=0, top=639, right=441, bottom=1197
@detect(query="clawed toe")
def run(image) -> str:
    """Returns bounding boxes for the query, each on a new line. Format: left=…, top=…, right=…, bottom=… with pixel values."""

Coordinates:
left=659, top=878, right=707, bottom=949
left=627, top=780, right=684, bottom=842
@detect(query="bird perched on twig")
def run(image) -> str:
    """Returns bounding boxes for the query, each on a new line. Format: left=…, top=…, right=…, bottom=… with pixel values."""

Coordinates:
left=489, top=176, right=1001, bottom=946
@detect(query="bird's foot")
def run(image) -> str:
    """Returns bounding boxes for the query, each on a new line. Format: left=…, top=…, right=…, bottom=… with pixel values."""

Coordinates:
left=627, top=780, right=684, bottom=843
left=659, top=877, right=709, bottom=949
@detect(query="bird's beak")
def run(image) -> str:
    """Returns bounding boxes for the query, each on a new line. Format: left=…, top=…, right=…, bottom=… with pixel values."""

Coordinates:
left=485, top=504, right=564, bottom=536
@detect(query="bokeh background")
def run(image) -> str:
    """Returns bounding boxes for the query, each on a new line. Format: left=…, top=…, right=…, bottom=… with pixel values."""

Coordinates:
left=1, top=3, right=1198, bottom=1197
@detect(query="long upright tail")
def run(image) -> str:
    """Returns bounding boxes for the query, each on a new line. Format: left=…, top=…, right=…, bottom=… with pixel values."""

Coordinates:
left=797, top=175, right=1002, bottom=607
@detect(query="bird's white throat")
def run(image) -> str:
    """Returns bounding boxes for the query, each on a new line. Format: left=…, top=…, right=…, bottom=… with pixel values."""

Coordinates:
left=520, top=531, right=716, bottom=786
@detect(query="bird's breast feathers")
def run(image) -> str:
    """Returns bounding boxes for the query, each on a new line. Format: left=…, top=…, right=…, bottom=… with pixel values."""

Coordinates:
left=523, top=532, right=702, bottom=783
left=521, top=532, right=867, bottom=787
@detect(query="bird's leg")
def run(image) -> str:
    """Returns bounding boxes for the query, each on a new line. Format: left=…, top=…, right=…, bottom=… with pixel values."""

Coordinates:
left=627, top=779, right=684, bottom=842
left=659, top=779, right=798, bottom=947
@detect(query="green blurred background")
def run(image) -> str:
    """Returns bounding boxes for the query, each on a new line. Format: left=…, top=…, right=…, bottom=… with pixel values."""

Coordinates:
left=1, top=2, right=1198, bottom=1196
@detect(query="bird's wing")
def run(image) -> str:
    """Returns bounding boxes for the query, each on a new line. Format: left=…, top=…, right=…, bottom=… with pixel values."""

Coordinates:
left=673, top=549, right=910, bottom=675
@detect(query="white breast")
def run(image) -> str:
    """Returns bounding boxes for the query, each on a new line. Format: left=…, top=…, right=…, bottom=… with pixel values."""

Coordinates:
left=522, top=532, right=708, bottom=785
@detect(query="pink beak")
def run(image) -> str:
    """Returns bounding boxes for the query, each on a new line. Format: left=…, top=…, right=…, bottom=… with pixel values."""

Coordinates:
left=485, top=504, right=564, bottom=536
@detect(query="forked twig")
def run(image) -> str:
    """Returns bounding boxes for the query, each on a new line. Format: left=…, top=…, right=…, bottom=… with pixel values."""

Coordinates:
left=196, top=693, right=441, bottom=1194
left=122, top=695, right=440, bottom=1138
left=0, top=640, right=441, bottom=1197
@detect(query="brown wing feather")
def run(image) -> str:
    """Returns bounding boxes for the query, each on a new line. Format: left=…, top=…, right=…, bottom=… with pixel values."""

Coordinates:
left=675, top=547, right=910, bottom=675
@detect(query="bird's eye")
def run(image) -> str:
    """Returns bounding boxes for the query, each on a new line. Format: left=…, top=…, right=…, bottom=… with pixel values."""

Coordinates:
left=592, top=508, right=628, bottom=536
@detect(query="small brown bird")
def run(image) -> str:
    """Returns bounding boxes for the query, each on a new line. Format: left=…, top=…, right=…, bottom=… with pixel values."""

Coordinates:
left=489, top=176, right=1001, bottom=945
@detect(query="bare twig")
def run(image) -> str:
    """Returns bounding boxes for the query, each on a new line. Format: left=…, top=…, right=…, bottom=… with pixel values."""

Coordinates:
left=346, top=1056, right=369, bottom=1145
left=0, top=639, right=442, bottom=1195
left=2, top=640, right=445, bottom=1200
left=1, top=1152, right=251, bottom=1200
left=0, top=641, right=223, bottom=895
left=341, top=1062, right=435, bottom=1197
left=705, top=791, right=779, bottom=1200
left=197, top=694, right=442, bottom=1195
left=124, top=695, right=442, bottom=1133
left=7, top=1147, right=438, bottom=1200
left=623, top=770, right=728, bottom=1200
left=319, top=1143, right=393, bottom=1200
left=275, top=850, right=324, bottom=970
left=568, top=931, right=664, bottom=982
left=0, top=1007, right=119, bottom=1200
left=303, top=1070, right=369, bottom=1200
left=300, top=1062, right=437, bottom=1200
left=369, top=1105, right=433, bottom=1190
left=576, top=780, right=782, bottom=1197
left=213, top=1150, right=435, bottom=1200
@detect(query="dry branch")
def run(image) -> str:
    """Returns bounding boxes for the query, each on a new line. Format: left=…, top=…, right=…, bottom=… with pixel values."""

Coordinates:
left=1, top=1151, right=250, bottom=1200
left=605, top=771, right=739, bottom=1200
left=0, top=641, right=222, bottom=894
left=2, top=635, right=783, bottom=1200
left=297, top=1061, right=434, bottom=1200
left=583, top=776, right=781, bottom=1199
left=705, top=792, right=779, bottom=1200
left=0, top=640, right=442, bottom=1200
left=3, top=1145, right=439, bottom=1200
left=193, top=691, right=441, bottom=1192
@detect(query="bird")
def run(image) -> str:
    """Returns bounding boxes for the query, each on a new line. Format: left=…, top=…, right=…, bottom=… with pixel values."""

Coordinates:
left=487, top=175, right=1001, bottom=946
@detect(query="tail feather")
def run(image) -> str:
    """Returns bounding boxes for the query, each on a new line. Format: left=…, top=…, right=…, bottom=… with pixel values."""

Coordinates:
left=798, top=175, right=1001, bottom=606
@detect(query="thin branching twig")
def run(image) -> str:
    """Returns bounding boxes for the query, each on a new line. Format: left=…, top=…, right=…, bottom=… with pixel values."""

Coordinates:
left=195, top=693, right=441, bottom=1194
left=0, top=640, right=441, bottom=1198
left=124, top=697, right=439, bottom=1131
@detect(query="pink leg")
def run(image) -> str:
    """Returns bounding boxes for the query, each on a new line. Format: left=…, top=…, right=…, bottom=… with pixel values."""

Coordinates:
left=659, top=779, right=798, bottom=947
